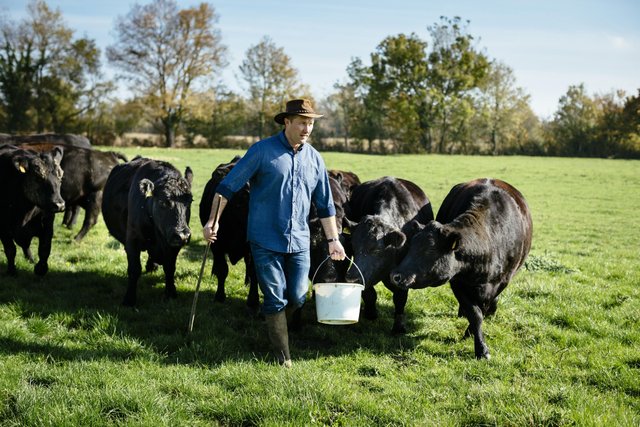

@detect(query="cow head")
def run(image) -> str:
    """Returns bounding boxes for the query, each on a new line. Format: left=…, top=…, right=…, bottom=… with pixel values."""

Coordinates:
left=14, top=147, right=65, bottom=212
left=344, top=214, right=407, bottom=287
left=390, top=221, right=462, bottom=289
left=139, top=166, right=193, bottom=248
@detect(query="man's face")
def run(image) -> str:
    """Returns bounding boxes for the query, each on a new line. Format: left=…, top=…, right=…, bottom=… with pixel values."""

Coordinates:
left=284, top=115, right=314, bottom=147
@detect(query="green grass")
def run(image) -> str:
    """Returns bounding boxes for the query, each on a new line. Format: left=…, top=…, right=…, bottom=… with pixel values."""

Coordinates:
left=1, top=148, right=639, bottom=426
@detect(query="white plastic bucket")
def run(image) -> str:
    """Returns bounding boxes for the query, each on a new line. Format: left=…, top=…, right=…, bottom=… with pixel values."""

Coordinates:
left=311, top=256, right=366, bottom=325
left=313, top=282, right=365, bottom=324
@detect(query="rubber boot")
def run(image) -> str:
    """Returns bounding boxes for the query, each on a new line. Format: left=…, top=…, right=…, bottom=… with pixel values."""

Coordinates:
left=265, top=311, right=292, bottom=368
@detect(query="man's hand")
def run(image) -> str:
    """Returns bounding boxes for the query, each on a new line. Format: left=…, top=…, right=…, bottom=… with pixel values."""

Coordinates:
left=328, top=240, right=346, bottom=260
left=203, top=221, right=219, bottom=243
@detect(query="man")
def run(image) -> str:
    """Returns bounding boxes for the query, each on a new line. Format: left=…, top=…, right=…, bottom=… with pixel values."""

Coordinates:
left=203, top=99, right=346, bottom=367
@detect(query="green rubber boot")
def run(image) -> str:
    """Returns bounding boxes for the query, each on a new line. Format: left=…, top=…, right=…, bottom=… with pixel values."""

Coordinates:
left=265, top=311, right=292, bottom=368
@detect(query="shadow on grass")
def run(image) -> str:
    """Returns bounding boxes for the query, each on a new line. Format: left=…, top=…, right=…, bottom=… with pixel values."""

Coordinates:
left=0, top=259, right=435, bottom=367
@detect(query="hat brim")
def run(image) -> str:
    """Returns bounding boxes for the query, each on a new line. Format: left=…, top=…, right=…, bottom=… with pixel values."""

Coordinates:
left=274, top=112, right=324, bottom=125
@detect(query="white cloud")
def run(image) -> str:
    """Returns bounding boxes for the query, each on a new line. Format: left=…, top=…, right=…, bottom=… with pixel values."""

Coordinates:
left=608, top=35, right=632, bottom=51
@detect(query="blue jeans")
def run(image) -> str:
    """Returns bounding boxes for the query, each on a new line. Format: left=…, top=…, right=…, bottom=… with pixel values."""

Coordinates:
left=250, top=242, right=310, bottom=315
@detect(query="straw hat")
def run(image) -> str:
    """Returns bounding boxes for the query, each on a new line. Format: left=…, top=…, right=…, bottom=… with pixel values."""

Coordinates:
left=274, top=99, right=324, bottom=124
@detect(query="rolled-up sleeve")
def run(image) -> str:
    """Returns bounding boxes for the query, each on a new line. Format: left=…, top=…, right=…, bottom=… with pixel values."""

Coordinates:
left=312, top=165, right=336, bottom=219
left=216, top=144, right=262, bottom=200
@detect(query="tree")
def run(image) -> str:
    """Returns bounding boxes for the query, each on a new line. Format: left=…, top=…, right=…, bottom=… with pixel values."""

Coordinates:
left=474, top=60, right=540, bottom=154
left=0, top=0, right=106, bottom=133
left=344, top=57, right=387, bottom=153
left=550, top=84, right=598, bottom=156
left=368, top=33, right=429, bottom=152
left=337, top=17, right=488, bottom=153
left=328, top=80, right=360, bottom=151
left=107, top=0, right=226, bottom=147
left=427, top=16, right=489, bottom=153
left=238, top=36, right=309, bottom=139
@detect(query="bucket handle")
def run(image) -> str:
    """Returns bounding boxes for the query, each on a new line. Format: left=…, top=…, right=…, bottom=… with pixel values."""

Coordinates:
left=311, top=255, right=366, bottom=287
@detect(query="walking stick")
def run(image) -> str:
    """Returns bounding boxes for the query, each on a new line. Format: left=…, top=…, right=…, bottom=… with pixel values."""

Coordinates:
left=188, top=195, right=221, bottom=333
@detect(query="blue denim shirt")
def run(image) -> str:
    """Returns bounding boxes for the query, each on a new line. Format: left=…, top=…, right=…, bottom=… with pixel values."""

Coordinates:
left=216, top=131, right=336, bottom=253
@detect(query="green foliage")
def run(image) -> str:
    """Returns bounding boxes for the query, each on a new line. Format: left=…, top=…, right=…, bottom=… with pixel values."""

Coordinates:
left=342, top=16, right=491, bottom=154
left=238, top=36, right=311, bottom=140
left=1, top=149, right=639, bottom=425
left=106, top=0, right=227, bottom=147
left=0, top=0, right=107, bottom=134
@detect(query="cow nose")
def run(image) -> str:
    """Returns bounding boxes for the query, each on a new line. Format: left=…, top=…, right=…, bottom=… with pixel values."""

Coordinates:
left=179, top=230, right=191, bottom=243
left=170, top=229, right=191, bottom=246
left=54, top=201, right=65, bottom=212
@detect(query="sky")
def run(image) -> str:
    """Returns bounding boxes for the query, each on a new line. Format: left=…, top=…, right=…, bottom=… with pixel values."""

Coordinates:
left=1, top=0, right=639, bottom=119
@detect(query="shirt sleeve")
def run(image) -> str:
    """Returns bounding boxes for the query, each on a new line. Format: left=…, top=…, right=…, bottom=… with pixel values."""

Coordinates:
left=216, top=143, right=262, bottom=200
left=312, top=159, right=336, bottom=219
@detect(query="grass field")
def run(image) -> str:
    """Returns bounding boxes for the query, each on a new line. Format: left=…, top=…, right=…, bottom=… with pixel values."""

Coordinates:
left=1, top=147, right=639, bottom=426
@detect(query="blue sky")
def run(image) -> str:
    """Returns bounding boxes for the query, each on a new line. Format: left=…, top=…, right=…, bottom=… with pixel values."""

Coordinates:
left=2, top=0, right=639, bottom=118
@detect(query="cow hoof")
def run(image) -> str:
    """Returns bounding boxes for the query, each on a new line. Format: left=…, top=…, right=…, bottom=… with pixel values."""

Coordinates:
left=214, top=292, right=226, bottom=303
left=6, top=268, right=17, bottom=277
left=475, top=348, right=491, bottom=360
left=34, top=262, right=48, bottom=276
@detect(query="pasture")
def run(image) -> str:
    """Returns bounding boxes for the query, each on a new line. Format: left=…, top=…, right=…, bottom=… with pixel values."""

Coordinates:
left=1, top=147, right=639, bottom=426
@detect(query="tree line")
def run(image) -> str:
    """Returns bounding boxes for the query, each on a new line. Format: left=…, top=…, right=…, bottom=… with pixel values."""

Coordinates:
left=1, top=0, right=638, bottom=158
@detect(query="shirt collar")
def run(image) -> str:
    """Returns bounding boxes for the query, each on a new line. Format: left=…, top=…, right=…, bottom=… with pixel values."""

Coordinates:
left=278, top=130, right=305, bottom=152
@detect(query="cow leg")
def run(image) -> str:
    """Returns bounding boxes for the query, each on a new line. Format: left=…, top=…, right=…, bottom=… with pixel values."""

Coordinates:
left=63, top=205, right=79, bottom=228
left=458, top=305, right=472, bottom=339
left=123, top=246, right=142, bottom=306
left=362, top=285, right=378, bottom=320
left=73, top=192, right=102, bottom=241
left=15, top=234, right=35, bottom=263
left=34, top=213, right=55, bottom=276
left=1, top=237, right=18, bottom=276
left=145, top=256, right=158, bottom=273
left=451, top=283, right=490, bottom=359
left=245, top=252, right=260, bottom=317
left=162, top=255, right=178, bottom=300
left=21, top=245, right=35, bottom=263
left=212, top=250, right=228, bottom=303
left=485, top=296, right=499, bottom=317
left=389, top=284, right=408, bottom=335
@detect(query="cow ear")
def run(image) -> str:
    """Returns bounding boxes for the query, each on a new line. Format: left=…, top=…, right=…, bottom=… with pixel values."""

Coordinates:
left=13, top=157, right=29, bottom=173
left=184, top=166, right=193, bottom=186
left=139, top=179, right=154, bottom=198
left=384, top=230, right=406, bottom=249
left=51, top=146, right=64, bottom=164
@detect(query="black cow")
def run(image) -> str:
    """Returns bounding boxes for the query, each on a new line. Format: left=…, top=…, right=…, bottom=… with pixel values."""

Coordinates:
left=390, top=178, right=533, bottom=359
left=344, top=176, right=434, bottom=334
left=102, top=156, right=193, bottom=306
left=329, top=169, right=361, bottom=200
left=59, top=147, right=128, bottom=241
left=11, top=142, right=127, bottom=241
left=0, top=133, right=91, bottom=148
left=0, top=146, right=65, bottom=275
left=199, top=156, right=259, bottom=315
